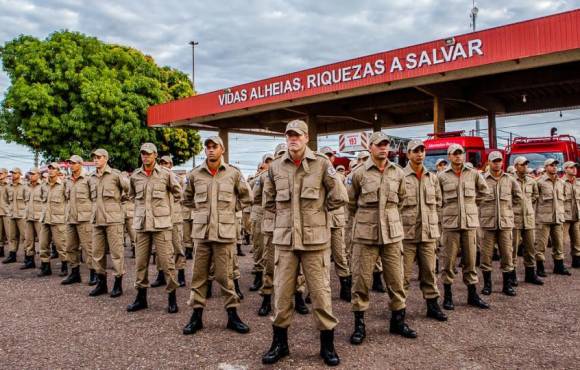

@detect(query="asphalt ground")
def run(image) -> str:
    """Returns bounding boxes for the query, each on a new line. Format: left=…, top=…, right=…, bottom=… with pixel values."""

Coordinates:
left=0, top=245, right=579, bottom=370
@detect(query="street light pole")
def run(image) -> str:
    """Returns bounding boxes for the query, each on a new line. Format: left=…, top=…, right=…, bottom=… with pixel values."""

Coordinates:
left=471, top=2, right=480, bottom=137
left=189, top=40, right=199, bottom=90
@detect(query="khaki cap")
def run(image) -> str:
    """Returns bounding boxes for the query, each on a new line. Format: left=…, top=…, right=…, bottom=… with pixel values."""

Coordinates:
left=435, top=158, right=448, bottom=166
left=544, top=158, right=559, bottom=166
left=447, top=144, right=465, bottom=155
left=91, top=148, right=109, bottom=158
left=465, top=162, right=474, bottom=169
left=48, top=162, right=60, bottom=170
left=262, top=153, right=274, bottom=162
left=336, top=165, right=346, bottom=171
left=140, top=142, right=157, bottom=154
left=488, top=151, right=503, bottom=162
left=507, top=165, right=515, bottom=173
left=563, top=161, right=578, bottom=168
left=274, top=143, right=287, bottom=155
left=320, top=146, right=334, bottom=155
left=349, top=159, right=357, bottom=169
left=357, top=151, right=370, bottom=160
left=28, top=168, right=40, bottom=175
left=406, top=139, right=425, bottom=152
left=0, top=168, right=7, bottom=174
left=285, top=119, right=308, bottom=135
left=68, top=155, right=84, bottom=163
left=159, top=155, right=173, bottom=164
left=369, top=131, right=390, bottom=145
left=513, top=156, right=529, bottom=166
left=10, top=167, right=22, bottom=174
left=204, top=136, right=224, bottom=148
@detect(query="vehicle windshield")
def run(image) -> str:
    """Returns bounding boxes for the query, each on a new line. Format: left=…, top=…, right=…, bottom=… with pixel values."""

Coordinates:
left=424, top=150, right=448, bottom=171
left=509, top=152, right=564, bottom=171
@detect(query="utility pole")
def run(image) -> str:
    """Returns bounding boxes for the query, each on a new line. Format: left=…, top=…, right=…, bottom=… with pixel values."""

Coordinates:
left=189, top=40, right=199, bottom=168
left=471, top=1, right=480, bottom=137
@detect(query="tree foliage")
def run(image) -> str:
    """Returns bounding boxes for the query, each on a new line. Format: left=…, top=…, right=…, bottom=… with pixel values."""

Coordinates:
left=0, top=31, right=201, bottom=170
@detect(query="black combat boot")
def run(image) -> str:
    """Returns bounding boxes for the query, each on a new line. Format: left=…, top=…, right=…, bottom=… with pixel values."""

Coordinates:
left=294, top=292, right=309, bottom=315
left=389, top=309, right=417, bottom=338
left=262, top=326, right=289, bottom=364
left=183, top=308, right=204, bottom=335
left=177, top=269, right=186, bottom=287
left=467, top=284, right=490, bottom=309
left=226, top=307, right=250, bottom=334
left=88, top=274, right=108, bottom=296
left=339, top=276, right=352, bottom=302
left=350, top=311, right=366, bottom=345
left=150, top=270, right=166, bottom=287
left=258, top=294, right=272, bottom=316
left=110, top=276, right=123, bottom=297
left=536, top=260, right=547, bottom=277
left=50, top=244, right=58, bottom=259
left=130, top=246, right=135, bottom=259
left=481, top=271, right=492, bottom=295
left=553, top=259, right=571, bottom=276
left=88, top=269, right=98, bottom=286
left=511, top=268, right=518, bottom=287
left=206, top=280, right=213, bottom=298
left=502, top=272, right=516, bottom=296
left=20, top=255, right=36, bottom=269
left=59, top=261, right=68, bottom=277
left=185, top=248, right=193, bottom=260
left=249, top=271, right=262, bottom=291
left=572, top=255, right=580, bottom=268
left=2, top=251, right=16, bottom=264
left=234, top=279, right=244, bottom=300
left=0, top=245, right=4, bottom=257
left=127, top=288, right=148, bottom=312
left=37, top=262, right=52, bottom=277
left=426, top=298, right=448, bottom=321
left=61, top=266, right=81, bottom=285
left=320, top=329, right=340, bottom=366
left=236, top=243, right=245, bottom=256
left=372, top=271, right=386, bottom=293
left=525, top=266, right=544, bottom=285
left=168, top=290, right=178, bottom=314
left=442, top=284, right=454, bottom=310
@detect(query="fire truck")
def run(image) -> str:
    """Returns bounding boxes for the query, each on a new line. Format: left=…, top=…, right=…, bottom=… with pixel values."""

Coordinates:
left=505, top=134, right=580, bottom=171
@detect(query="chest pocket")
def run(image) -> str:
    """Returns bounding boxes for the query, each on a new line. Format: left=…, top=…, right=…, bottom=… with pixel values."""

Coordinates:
left=274, top=176, right=290, bottom=202
left=361, top=179, right=379, bottom=204
left=525, top=183, right=534, bottom=196
left=425, top=181, right=437, bottom=205
left=152, top=183, right=166, bottom=199
left=134, top=183, right=145, bottom=200
left=463, top=181, right=476, bottom=198
left=218, top=183, right=234, bottom=203
left=76, top=184, right=90, bottom=199
left=16, top=189, right=25, bottom=200
left=300, top=176, right=320, bottom=200
left=103, top=185, right=117, bottom=199
left=194, top=183, right=208, bottom=204
left=442, top=182, right=458, bottom=201
left=387, top=180, right=399, bottom=203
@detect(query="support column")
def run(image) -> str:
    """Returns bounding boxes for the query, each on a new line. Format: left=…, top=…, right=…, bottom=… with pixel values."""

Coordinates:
left=488, top=111, right=497, bottom=149
left=373, top=119, right=381, bottom=132
left=218, top=128, right=229, bottom=163
left=306, top=114, right=318, bottom=151
left=433, top=96, right=445, bottom=134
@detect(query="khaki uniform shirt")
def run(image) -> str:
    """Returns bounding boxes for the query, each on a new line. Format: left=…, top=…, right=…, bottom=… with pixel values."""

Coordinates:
left=41, top=178, right=67, bottom=225
left=400, top=164, right=441, bottom=242
left=0, top=181, right=9, bottom=216
left=437, top=165, right=490, bottom=230
left=183, top=159, right=252, bottom=243
left=8, top=181, right=29, bottom=219
left=26, top=182, right=47, bottom=221
left=89, top=165, right=129, bottom=226
left=329, top=172, right=348, bottom=229
left=563, top=177, right=580, bottom=222
left=514, top=174, right=538, bottom=229
left=263, top=148, right=347, bottom=251
left=251, top=170, right=267, bottom=222
left=479, top=171, right=523, bottom=230
left=130, top=164, right=182, bottom=232
left=347, top=158, right=406, bottom=245
left=256, top=170, right=275, bottom=233
left=123, top=201, right=135, bottom=219
left=66, top=171, right=93, bottom=224
left=536, top=175, right=565, bottom=224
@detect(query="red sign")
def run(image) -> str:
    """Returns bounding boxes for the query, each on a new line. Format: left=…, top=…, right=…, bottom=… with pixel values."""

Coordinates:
left=148, top=10, right=580, bottom=126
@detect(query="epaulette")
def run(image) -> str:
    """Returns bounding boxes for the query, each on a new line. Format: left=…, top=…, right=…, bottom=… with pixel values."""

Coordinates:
left=314, top=152, right=330, bottom=161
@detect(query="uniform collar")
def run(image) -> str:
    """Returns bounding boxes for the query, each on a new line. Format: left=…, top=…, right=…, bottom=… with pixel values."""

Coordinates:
left=136, top=163, right=162, bottom=175
left=484, top=170, right=506, bottom=179
left=49, top=177, right=63, bottom=186
left=364, top=157, right=393, bottom=171
left=403, top=163, right=429, bottom=176
left=282, top=147, right=316, bottom=173
left=201, top=157, right=228, bottom=174
left=444, top=164, right=470, bottom=173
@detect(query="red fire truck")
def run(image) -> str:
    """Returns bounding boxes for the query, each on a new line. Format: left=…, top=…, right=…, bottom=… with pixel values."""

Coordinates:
left=423, top=130, right=496, bottom=171
left=505, top=134, right=580, bottom=171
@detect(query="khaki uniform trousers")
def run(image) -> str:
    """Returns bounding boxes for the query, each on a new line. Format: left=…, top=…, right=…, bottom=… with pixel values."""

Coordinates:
left=39, top=224, right=66, bottom=263
left=563, top=221, right=580, bottom=257
left=402, top=241, right=440, bottom=299
left=24, top=221, right=41, bottom=257
left=183, top=219, right=193, bottom=252
left=124, top=217, right=135, bottom=249
left=273, top=248, right=337, bottom=330
left=189, top=241, right=240, bottom=309
left=92, top=224, right=125, bottom=277
left=481, top=229, right=514, bottom=273
left=66, top=223, right=93, bottom=269
left=0, top=216, right=10, bottom=248
left=330, top=227, right=350, bottom=278
left=440, top=229, right=478, bottom=286
left=251, top=219, right=264, bottom=273
left=157, top=224, right=185, bottom=271
left=9, top=218, right=26, bottom=253
left=242, top=212, right=252, bottom=237
left=512, top=228, right=536, bottom=268
left=352, top=242, right=406, bottom=312
left=135, top=230, right=178, bottom=293
left=260, top=232, right=306, bottom=296
left=344, top=217, right=354, bottom=266
left=209, top=244, right=240, bottom=281
left=536, top=223, right=564, bottom=262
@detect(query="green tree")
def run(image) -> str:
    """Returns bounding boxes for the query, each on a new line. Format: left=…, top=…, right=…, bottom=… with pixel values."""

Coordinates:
left=0, top=31, right=201, bottom=170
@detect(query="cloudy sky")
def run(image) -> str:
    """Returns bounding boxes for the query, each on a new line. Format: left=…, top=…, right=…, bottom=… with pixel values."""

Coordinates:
left=1, top=0, right=580, bottom=173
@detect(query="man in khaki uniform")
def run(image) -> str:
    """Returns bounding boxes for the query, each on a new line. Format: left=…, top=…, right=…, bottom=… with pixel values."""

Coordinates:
left=62, top=155, right=95, bottom=285
left=401, top=140, right=447, bottom=322
left=479, top=151, right=522, bottom=297
left=121, top=172, right=136, bottom=258
left=512, top=156, right=543, bottom=284
left=535, top=158, right=570, bottom=276
left=261, top=120, right=344, bottom=366
left=438, top=144, right=490, bottom=310
left=0, top=168, right=10, bottom=258
left=22, top=168, right=45, bottom=269
left=182, top=136, right=252, bottom=336
left=182, top=174, right=194, bottom=260
left=126, top=143, right=182, bottom=313
left=3, top=168, right=29, bottom=264
left=88, top=148, right=129, bottom=297
left=38, top=163, right=68, bottom=277
left=320, top=146, right=352, bottom=302
left=562, top=161, right=580, bottom=269
left=347, top=132, right=416, bottom=347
